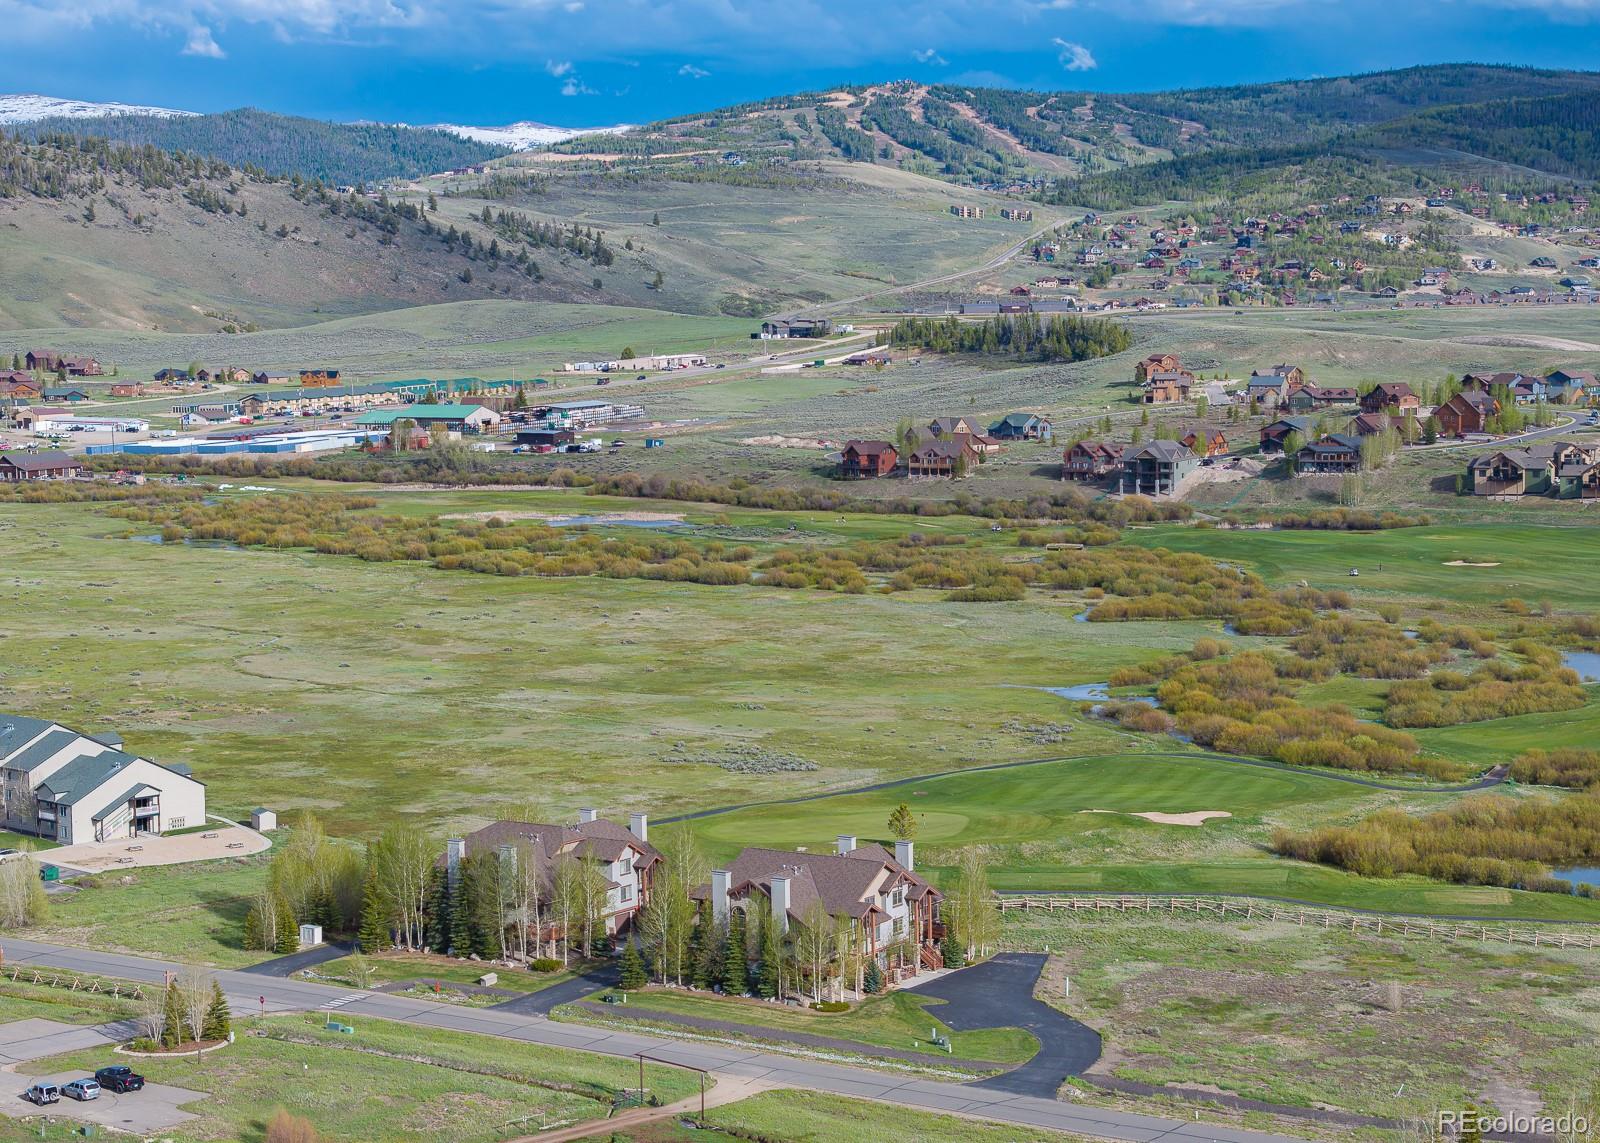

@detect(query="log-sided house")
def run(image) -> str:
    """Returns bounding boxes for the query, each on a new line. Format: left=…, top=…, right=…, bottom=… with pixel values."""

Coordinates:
left=1142, top=372, right=1193, bottom=404
left=839, top=440, right=898, bottom=479
left=1133, top=353, right=1184, bottom=384
left=906, top=438, right=976, bottom=478
left=1062, top=440, right=1126, bottom=480
left=1179, top=427, right=1228, bottom=458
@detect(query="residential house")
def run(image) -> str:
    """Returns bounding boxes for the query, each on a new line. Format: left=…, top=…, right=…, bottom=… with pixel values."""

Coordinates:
left=24, top=351, right=62, bottom=372
left=1360, top=382, right=1420, bottom=416
left=299, top=369, right=341, bottom=386
left=988, top=413, right=1052, bottom=441
left=1348, top=412, right=1396, bottom=437
left=1120, top=440, right=1199, bottom=496
left=1295, top=433, right=1364, bottom=475
left=1285, top=384, right=1358, bottom=411
left=1545, top=370, right=1595, bottom=405
left=1434, top=390, right=1500, bottom=437
left=906, top=438, right=977, bottom=478
left=1558, top=455, right=1600, bottom=499
left=42, top=388, right=89, bottom=403
left=1061, top=440, right=1126, bottom=481
left=1468, top=448, right=1557, bottom=496
left=949, top=205, right=984, bottom=219
left=1245, top=373, right=1289, bottom=409
left=153, top=368, right=192, bottom=384
left=0, top=450, right=85, bottom=482
left=0, top=713, right=206, bottom=844
left=108, top=383, right=145, bottom=398
left=59, top=357, right=102, bottom=377
left=1260, top=416, right=1317, bottom=453
left=1179, top=426, right=1228, bottom=458
left=927, top=416, right=1001, bottom=455
left=1133, top=353, right=1184, bottom=384
left=0, top=374, right=41, bottom=400
left=446, top=810, right=660, bottom=937
left=1142, top=372, right=1194, bottom=404
left=699, top=837, right=943, bottom=980
left=839, top=440, right=899, bottom=479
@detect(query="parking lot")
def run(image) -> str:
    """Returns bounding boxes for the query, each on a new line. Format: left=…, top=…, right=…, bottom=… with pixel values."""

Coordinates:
left=5, top=1071, right=205, bottom=1133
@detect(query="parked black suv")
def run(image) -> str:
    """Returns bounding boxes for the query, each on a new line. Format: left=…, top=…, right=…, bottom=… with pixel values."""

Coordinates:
left=95, top=1065, right=145, bottom=1093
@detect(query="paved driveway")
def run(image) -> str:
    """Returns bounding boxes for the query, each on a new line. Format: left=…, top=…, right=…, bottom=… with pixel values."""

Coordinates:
left=3, top=1072, right=205, bottom=1134
left=490, top=962, right=619, bottom=1015
left=912, top=953, right=1102, bottom=1097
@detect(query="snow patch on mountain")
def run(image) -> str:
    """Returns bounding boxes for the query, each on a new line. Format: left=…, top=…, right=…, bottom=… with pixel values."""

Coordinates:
left=425, top=121, right=631, bottom=150
left=0, top=94, right=197, bottom=124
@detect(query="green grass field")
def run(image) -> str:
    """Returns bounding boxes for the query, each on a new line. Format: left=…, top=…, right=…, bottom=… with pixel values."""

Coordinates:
left=559, top=986, right=1039, bottom=1067
left=16, top=1012, right=698, bottom=1143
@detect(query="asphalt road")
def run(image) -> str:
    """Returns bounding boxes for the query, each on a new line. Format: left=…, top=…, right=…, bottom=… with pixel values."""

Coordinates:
left=0, top=936, right=1312, bottom=1143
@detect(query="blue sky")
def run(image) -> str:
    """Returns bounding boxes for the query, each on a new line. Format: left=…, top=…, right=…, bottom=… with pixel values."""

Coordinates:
left=7, top=0, right=1600, bottom=125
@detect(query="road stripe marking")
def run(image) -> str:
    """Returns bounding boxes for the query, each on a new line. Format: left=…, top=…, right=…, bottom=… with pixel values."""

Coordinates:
left=319, top=994, right=363, bottom=1010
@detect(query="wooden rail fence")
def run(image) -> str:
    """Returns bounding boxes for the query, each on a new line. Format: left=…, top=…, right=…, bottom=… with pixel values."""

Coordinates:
left=2, top=964, right=146, bottom=1000
left=996, top=894, right=1600, bottom=949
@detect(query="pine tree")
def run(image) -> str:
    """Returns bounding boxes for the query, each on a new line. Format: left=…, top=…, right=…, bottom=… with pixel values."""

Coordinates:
left=273, top=890, right=299, bottom=955
left=424, top=865, right=450, bottom=952
left=201, top=981, right=231, bottom=1041
left=161, top=980, right=185, bottom=1047
left=358, top=865, right=389, bottom=952
left=720, top=910, right=747, bottom=995
left=243, top=903, right=265, bottom=951
left=757, top=912, right=782, bottom=999
left=449, top=859, right=477, bottom=957
left=863, top=959, right=884, bottom=994
left=940, top=933, right=965, bottom=969
left=619, top=941, right=647, bottom=990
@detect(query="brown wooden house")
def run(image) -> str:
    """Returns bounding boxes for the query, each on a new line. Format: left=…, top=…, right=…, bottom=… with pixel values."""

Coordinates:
left=1360, top=382, right=1420, bottom=415
left=907, top=438, right=977, bottom=478
left=0, top=450, right=85, bottom=482
left=1142, top=372, right=1193, bottom=404
left=1134, top=353, right=1184, bottom=384
left=1061, top=440, right=1126, bottom=480
left=839, top=440, right=898, bottom=479
left=1294, top=433, right=1363, bottom=475
left=1435, top=390, right=1499, bottom=437
left=1179, top=426, right=1229, bottom=458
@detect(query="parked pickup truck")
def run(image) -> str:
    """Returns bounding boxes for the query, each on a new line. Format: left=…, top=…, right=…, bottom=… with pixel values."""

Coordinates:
left=95, top=1065, right=145, bottom=1093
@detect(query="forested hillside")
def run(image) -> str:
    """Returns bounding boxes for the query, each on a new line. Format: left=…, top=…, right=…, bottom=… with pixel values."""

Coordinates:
left=16, top=109, right=510, bottom=184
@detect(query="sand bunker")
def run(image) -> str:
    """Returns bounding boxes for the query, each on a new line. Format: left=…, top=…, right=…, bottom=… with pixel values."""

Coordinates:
left=1081, top=809, right=1233, bottom=826
left=441, top=510, right=684, bottom=524
left=1444, top=560, right=1500, bottom=567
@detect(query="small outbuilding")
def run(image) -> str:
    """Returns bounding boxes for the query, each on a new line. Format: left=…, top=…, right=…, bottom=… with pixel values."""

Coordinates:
left=250, top=807, right=278, bottom=832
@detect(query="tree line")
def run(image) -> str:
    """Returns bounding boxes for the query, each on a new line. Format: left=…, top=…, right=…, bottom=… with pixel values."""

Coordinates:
left=888, top=314, right=1132, bottom=363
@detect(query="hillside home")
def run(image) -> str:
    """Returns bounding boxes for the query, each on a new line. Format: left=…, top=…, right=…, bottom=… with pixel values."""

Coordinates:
left=1545, top=370, right=1595, bottom=405
left=0, top=376, right=41, bottom=400
left=1120, top=440, right=1198, bottom=496
left=299, top=369, right=341, bottom=386
left=1434, top=390, right=1500, bottom=437
left=839, top=440, right=898, bottom=479
left=1468, top=448, right=1557, bottom=496
left=1260, top=416, right=1316, bottom=453
left=1135, top=356, right=1185, bottom=386
left=927, top=417, right=1001, bottom=454
left=699, top=837, right=943, bottom=980
left=1360, top=382, right=1420, bottom=415
left=1142, top=372, right=1193, bottom=404
left=1285, top=384, right=1358, bottom=411
left=1559, top=456, right=1600, bottom=499
left=906, top=438, right=977, bottom=478
left=0, top=450, right=85, bottom=482
left=1179, top=427, right=1228, bottom=458
left=1245, top=374, right=1289, bottom=409
left=446, top=810, right=660, bottom=937
left=1256, top=364, right=1306, bottom=389
left=24, top=351, right=62, bottom=372
left=1062, top=440, right=1126, bottom=481
left=988, top=413, right=1051, bottom=441
left=0, top=714, right=206, bottom=844
left=1348, top=412, right=1396, bottom=437
left=1294, top=433, right=1364, bottom=475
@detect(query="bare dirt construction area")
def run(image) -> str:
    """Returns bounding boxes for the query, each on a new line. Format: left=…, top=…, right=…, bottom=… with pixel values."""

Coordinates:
left=739, top=435, right=838, bottom=450
left=42, top=823, right=268, bottom=872
left=1080, top=809, right=1233, bottom=827
left=1444, top=560, right=1501, bottom=567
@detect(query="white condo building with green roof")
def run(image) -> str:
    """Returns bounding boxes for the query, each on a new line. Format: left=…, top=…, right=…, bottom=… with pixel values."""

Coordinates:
left=0, top=714, right=206, bottom=845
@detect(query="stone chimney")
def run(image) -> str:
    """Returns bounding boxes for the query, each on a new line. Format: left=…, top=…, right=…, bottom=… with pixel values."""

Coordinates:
left=578, top=808, right=598, bottom=824
left=895, top=840, right=914, bottom=871
left=629, top=812, right=649, bottom=843
left=770, top=875, right=791, bottom=934
left=835, top=834, right=856, bottom=856
left=710, top=869, right=731, bottom=924
left=446, top=838, right=466, bottom=887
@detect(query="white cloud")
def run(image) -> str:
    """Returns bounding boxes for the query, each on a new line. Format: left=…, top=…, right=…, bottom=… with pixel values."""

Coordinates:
left=678, top=63, right=710, bottom=78
left=1052, top=36, right=1096, bottom=71
left=913, top=47, right=948, bottom=65
left=182, top=24, right=226, bottom=56
left=545, top=58, right=573, bottom=76
left=560, top=76, right=596, bottom=95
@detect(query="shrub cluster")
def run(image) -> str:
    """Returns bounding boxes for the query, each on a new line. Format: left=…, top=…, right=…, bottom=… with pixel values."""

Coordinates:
left=1290, top=616, right=1448, bottom=679
left=1511, top=749, right=1600, bottom=790
left=1272, top=793, right=1600, bottom=892
left=1384, top=642, right=1586, bottom=727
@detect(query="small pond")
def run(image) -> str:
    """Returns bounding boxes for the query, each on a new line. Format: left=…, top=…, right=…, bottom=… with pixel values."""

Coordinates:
left=1552, top=867, right=1600, bottom=892
left=1562, top=652, right=1600, bottom=683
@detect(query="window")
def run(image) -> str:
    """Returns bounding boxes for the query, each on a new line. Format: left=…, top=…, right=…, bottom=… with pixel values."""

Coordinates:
left=620, top=885, right=633, bottom=904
